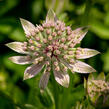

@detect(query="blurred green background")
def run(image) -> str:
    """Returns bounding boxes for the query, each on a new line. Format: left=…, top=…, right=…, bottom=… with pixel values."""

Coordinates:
left=0, top=0, right=109, bottom=109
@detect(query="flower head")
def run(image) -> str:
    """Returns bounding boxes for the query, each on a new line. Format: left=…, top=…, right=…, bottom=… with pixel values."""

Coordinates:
left=6, top=9, right=100, bottom=89
left=85, top=72, right=109, bottom=108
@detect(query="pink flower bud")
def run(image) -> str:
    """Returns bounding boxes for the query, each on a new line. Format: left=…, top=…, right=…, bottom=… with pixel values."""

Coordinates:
left=29, top=39, right=33, bottom=44
left=47, top=67, right=51, bottom=71
left=68, top=51, right=73, bottom=55
left=46, top=23, right=50, bottom=28
left=64, top=66, right=67, bottom=71
left=46, top=61, right=50, bottom=65
left=69, top=59, right=75, bottom=64
left=52, top=32, right=57, bottom=37
left=69, top=43, right=74, bottom=48
left=30, top=46, right=35, bottom=50
left=48, top=36, right=52, bottom=40
left=46, top=29, right=50, bottom=35
left=76, top=51, right=80, bottom=55
left=67, top=30, right=71, bottom=35
left=48, top=45, right=53, bottom=51
left=39, top=57, right=44, bottom=61
left=61, top=27, right=65, bottom=32
left=60, top=43, right=64, bottom=48
left=31, top=31, right=36, bottom=36
left=35, top=28, right=39, bottom=33
left=54, top=46, right=58, bottom=50
left=35, top=37, right=40, bottom=41
left=66, top=26, right=71, bottom=31
left=71, top=33, right=74, bottom=38
left=38, top=25, right=43, bottom=31
left=42, top=23, right=46, bottom=28
left=33, top=52, right=39, bottom=56
left=61, top=38, right=66, bottom=42
left=24, top=42, right=27, bottom=46
left=57, top=31, right=62, bottom=36
left=47, top=52, right=51, bottom=57
left=55, top=25, right=59, bottom=31
left=63, top=55, right=67, bottom=59
left=43, top=39, right=47, bottom=43
left=50, top=22, right=55, bottom=27
left=26, top=33, right=31, bottom=38
left=37, top=44, right=41, bottom=48
left=55, top=42, right=59, bottom=46
left=55, top=66, right=60, bottom=71
left=63, top=45, right=68, bottom=50
left=54, top=61, right=58, bottom=66
left=52, top=41, right=56, bottom=45
left=55, top=50, right=60, bottom=55
left=23, top=46, right=27, bottom=51
left=67, top=36, right=71, bottom=41
left=34, top=59, right=38, bottom=64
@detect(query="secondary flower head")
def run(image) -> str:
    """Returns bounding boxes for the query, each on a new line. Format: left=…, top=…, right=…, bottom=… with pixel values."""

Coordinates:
left=85, top=72, right=109, bottom=108
left=6, top=9, right=100, bottom=89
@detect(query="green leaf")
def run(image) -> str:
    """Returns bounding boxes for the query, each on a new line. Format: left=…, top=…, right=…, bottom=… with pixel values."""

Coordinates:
left=101, top=49, right=109, bottom=72
left=0, top=0, right=19, bottom=16
left=90, top=20, right=109, bottom=39
left=0, top=91, right=16, bottom=109
left=9, top=28, right=26, bottom=41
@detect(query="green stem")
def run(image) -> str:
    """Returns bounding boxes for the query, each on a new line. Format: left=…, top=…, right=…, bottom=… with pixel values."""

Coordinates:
left=51, top=60, right=59, bottom=109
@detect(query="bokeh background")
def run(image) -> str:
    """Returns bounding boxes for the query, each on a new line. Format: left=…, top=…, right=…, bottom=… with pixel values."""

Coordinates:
left=0, top=0, right=109, bottom=109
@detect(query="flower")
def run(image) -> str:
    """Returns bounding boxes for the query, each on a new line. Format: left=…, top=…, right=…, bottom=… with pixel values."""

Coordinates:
left=85, top=72, right=109, bottom=108
left=6, top=9, right=100, bottom=89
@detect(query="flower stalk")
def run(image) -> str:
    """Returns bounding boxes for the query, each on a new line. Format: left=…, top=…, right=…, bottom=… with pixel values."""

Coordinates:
left=51, top=60, right=59, bottom=109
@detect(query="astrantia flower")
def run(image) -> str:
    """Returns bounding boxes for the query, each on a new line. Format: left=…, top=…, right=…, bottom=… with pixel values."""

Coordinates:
left=6, top=9, right=99, bottom=89
left=85, top=72, right=109, bottom=108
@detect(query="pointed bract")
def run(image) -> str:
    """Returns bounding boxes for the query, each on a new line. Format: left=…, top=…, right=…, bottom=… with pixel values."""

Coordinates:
left=106, top=73, right=109, bottom=82
left=46, top=9, right=57, bottom=23
left=84, top=77, right=87, bottom=89
left=72, top=27, right=88, bottom=45
left=9, top=56, right=32, bottom=65
left=20, top=18, right=35, bottom=36
left=76, top=48, right=100, bottom=59
left=54, top=71, right=69, bottom=88
left=6, top=42, right=28, bottom=54
left=39, top=71, right=50, bottom=90
left=70, top=61, right=96, bottom=73
left=97, top=72, right=105, bottom=80
left=88, top=73, right=95, bottom=81
left=24, top=64, right=44, bottom=80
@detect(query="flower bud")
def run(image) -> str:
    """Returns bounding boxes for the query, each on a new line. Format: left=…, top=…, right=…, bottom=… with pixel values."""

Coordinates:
left=86, top=72, right=109, bottom=108
left=47, top=52, right=51, bottom=57
left=48, top=36, right=52, bottom=40
left=55, top=66, right=60, bottom=71
left=52, top=32, right=57, bottom=37
left=46, top=29, right=50, bottom=35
